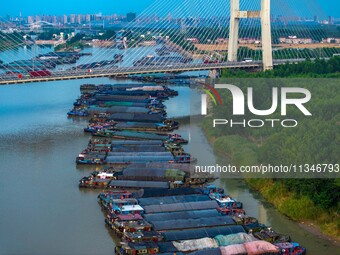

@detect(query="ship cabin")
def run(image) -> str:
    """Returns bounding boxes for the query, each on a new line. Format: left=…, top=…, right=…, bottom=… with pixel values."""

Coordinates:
left=107, top=204, right=144, bottom=221
left=214, top=194, right=243, bottom=209
left=200, top=184, right=224, bottom=195
left=124, top=231, right=163, bottom=243
left=108, top=198, right=139, bottom=212
left=275, top=242, right=306, bottom=255
left=114, top=220, right=153, bottom=235
left=115, top=242, right=159, bottom=255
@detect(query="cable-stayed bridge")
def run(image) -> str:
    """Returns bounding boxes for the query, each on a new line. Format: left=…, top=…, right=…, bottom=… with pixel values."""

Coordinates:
left=0, top=0, right=338, bottom=85
left=0, top=59, right=315, bottom=85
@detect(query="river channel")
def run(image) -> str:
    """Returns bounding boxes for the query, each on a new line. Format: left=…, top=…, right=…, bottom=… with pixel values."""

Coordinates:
left=0, top=46, right=339, bottom=255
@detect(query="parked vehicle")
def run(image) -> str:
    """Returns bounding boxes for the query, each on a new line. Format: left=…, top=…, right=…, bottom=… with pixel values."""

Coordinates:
left=241, top=58, right=253, bottom=63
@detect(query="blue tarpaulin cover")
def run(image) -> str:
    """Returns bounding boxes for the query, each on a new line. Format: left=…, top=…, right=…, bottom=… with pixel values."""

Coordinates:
left=139, top=194, right=210, bottom=206
left=152, top=216, right=235, bottom=231
left=162, top=225, right=246, bottom=241
left=143, top=200, right=218, bottom=213
left=144, top=209, right=220, bottom=222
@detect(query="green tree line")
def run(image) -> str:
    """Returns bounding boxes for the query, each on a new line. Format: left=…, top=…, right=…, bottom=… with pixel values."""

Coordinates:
left=222, top=57, right=340, bottom=78
left=0, top=31, right=25, bottom=51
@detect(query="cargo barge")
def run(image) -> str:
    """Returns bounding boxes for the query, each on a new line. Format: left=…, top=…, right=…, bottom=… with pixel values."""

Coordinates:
left=69, top=82, right=306, bottom=255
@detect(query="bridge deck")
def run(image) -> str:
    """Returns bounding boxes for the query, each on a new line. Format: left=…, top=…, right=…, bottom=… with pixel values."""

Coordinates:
left=0, top=59, right=306, bottom=85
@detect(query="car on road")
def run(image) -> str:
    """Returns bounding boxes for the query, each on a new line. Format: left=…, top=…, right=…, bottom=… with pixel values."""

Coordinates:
left=242, top=58, right=253, bottom=63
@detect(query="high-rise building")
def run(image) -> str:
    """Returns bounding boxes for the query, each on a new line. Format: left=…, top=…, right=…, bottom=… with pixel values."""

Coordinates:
left=27, top=16, right=34, bottom=24
left=167, top=13, right=172, bottom=23
left=70, top=14, right=76, bottom=24
left=328, top=16, right=334, bottom=25
left=77, top=14, right=82, bottom=24
left=63, top=14, right=68, bottom=24
left=85, top=14, right=91, bottom=22
left=56, top=16, right=63, bottom=24
left=126, top=12, right=136, bottom=22
left=35, top=15, right=41, bottom=22
left=95, top=14, right=102, bottom=21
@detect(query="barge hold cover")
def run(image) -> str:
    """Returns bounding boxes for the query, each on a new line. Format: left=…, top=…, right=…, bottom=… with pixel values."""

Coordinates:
left=106, top=155, right=174, bottom=164
left=108, top=180, right=169, bottom=189
left=122, top=168, right=185, bottom=179
left=219, top=240, right=280, bottom=255
left=142, top=200, right=218, bottom=213
left=88, top=106, right=150, bottom=114
left=136, top=187, right=201, bottom=198
left=143, top=209, right=220, bottom=222
left=96, top=130, right=168, bottom=140
left=151, top=216, right=235, bottom=231
left=138, top=194, right=210, bottom=206
left=94, top=95, right=150, bottom=102
left=214, top=232, right=257, bottom=246
left=188, top=248, right=222, bottom=255
left=107, top=152, right=172, bottom=157
left=172, top=237, right=218, bottom=252
left=162, top=225, right=246, bottom=241
left=107, top=113, right=165, bottom=123
left=110, top=140, right=164, bottom=145
left=110, top=146, right=167, bottom=153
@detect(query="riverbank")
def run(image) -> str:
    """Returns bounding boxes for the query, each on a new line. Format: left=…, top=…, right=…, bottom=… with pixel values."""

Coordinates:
left=200, top=70, right=340, bottom=243
left=245, top=178, right=340, bottom=245
left=201, top=120, right=340, bottom=244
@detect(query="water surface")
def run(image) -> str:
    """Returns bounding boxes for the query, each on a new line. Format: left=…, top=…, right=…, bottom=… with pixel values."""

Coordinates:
left=0, top=78, right=339, bottom=255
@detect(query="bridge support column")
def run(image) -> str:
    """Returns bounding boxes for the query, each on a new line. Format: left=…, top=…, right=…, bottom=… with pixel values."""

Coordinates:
left=261, top=0, right=273, bottom=70
left=209, top=69, right=219, bottom=79
left=228, top=0, right=240, bottom=62
left=228, top=0, right=273, bottom=71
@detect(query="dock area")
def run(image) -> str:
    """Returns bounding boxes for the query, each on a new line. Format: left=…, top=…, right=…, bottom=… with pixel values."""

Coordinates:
left=69, top=82, right=306, bottom=255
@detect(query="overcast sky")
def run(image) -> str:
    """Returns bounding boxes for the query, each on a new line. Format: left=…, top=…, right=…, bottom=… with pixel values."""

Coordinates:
left=0, top=0, right=338, bottom=18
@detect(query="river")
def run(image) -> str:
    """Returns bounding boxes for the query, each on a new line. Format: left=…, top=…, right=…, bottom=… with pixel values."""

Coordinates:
left=0, top=48, right=339, bottom=255
left=0, top=44, right=202, bottom=75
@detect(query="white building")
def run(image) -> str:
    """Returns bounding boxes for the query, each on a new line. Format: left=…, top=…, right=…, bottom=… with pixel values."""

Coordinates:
left=279, top=37, right=313, bottom=44
left=322, top=38, right=340, bottom=44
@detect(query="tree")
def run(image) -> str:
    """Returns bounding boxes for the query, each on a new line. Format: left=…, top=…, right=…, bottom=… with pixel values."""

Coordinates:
left=100, top=30, right=116, bottom=40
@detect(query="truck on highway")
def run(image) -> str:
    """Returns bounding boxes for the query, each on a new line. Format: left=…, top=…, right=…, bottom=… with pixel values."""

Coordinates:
left=29, top=70, right=51, bottom=77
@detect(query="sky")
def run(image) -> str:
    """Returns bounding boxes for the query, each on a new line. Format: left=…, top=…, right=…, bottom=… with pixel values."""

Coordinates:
left=0, top=0, right=154, bottom=16
left=0, top=0, right=339, bottom=18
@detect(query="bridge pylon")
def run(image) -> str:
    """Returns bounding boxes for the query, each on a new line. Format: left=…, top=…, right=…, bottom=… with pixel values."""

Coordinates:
left=228, top=0, right=273, bottom=70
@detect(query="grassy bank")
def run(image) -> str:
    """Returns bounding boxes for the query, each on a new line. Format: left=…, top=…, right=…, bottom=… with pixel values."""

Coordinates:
left=245, top=178, right=340, bottom=239
left=201, top=63, right=340, bottom=239
left=201, top=120, right=340, bottom=240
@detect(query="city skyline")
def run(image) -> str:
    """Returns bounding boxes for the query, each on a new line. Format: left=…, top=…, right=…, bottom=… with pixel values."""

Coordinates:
left=5, top=12, right=338, bottom=28
left=0, top=0, right=153, bottom=17
left=0, top=0, right=340, bottom=18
